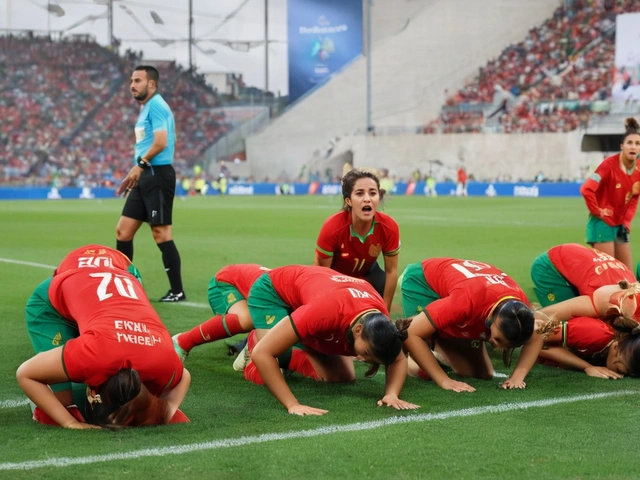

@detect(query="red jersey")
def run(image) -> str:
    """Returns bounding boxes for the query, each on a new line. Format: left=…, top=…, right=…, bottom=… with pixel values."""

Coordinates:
left=457, top=168, right=467, bottom=184
left=268, top=265, right=388, bottom=356
left=215, top=264, right=270, bottom=298
left=54, top=244, right=133, bottom=276
left=548, top=243, right=635, bottom=296
left=49, top=268, right=183, bottom=394
left=315, top=211, right=400, bottom=278
left=580, top=153, right=640, bottom=230
left=563, top=317, right=614, bottom=359
left=421, top=258, right=530, bottom=340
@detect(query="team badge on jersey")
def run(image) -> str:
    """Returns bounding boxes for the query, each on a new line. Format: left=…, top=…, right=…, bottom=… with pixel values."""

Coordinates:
left=369, top=244, right=382, bottom=257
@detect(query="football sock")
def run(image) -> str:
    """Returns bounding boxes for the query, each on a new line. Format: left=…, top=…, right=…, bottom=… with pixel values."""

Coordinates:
left=289, top=349, right=320, bottom=380
left=243, top=361, right=264, bottom=385
left=117, top=240, right=134, bottom=262
left=178, top=314, right=242, bottom=351
left=157, top=240, right=183, bottom=293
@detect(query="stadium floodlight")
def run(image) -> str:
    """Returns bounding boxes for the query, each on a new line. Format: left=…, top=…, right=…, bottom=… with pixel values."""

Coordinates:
left=47, top=4, right=65, bottom=17
left=150, top=11, right=164, bottom=25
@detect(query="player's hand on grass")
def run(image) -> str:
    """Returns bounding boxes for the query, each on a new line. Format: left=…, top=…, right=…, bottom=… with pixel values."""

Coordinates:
left=499, top=378, right=526, bottom=389
left=287, top=404, right=328, bottom=416
left=65, top=421, right=102, bottom=430
left=584, top=366, right=623, bottom=379
left=440, top=378, right=476, bottom=393
left=377, top=395, right=420, bottom=410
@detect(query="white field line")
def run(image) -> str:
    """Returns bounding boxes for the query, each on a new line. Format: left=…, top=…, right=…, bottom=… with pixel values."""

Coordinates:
left=0, top=398, right=30, bottom=409
left=0, top=257, right=210, bottom=309
left=0, top=390, right=635, bottom=471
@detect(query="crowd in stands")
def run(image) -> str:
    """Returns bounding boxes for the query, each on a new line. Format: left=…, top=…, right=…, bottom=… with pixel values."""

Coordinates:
left=0, top=35, right=231, bottom=187
left=427, top=0, right=640, bottom=134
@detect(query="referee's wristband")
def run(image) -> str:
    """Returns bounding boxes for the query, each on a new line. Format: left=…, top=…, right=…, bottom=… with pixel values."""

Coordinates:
left=136, top=156, right=151, bottom=170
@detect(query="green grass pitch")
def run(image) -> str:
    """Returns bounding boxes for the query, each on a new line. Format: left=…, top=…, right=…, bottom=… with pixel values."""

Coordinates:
left=1, top=195, right=639, bottom=479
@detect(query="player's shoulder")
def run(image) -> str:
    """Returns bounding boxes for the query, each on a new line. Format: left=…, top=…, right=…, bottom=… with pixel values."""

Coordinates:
left=321, top=211, right=351, bottom=230
left=374, top=211, right=399, bottom=229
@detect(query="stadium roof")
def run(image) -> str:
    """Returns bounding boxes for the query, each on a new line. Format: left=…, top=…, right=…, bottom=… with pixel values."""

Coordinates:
left=1, top=0, right=288, bottom=93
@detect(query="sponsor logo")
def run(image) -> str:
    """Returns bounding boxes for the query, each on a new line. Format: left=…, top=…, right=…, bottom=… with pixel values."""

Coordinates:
left=513, top=185, right=539, bottom=197
left=228, top=185, right=255, bottom=195
left=321, top=184, right=341, bottom=195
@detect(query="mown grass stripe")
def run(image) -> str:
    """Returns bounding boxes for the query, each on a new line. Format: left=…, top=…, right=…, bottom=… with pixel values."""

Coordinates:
left=0, top=390, right=635, bottom=471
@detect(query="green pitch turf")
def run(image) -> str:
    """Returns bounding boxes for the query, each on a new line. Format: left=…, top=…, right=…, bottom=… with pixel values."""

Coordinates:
left=1, top=195, right=639, bottom=479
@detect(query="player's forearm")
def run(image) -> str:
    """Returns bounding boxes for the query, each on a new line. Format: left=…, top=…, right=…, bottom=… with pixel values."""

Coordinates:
left=18, top=377, right=78, bottom=427
left=404, top=335, right=450, bottom=387
left=538, top=347, right=593, bottom=372
left=161, top=368, right=191, bottom=421
left=383, top=354, right=408, bottom=398
left=508, top=333, right=544, bottom=383
left=252, top=350, right=299, bottom=410
left=382, top=271, right=397, bottom=312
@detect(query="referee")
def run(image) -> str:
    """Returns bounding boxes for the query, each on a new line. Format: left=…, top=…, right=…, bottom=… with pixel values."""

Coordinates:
left=115, top=65, right=186, bottom=302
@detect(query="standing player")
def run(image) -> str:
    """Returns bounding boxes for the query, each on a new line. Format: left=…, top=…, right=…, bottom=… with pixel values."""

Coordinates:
left=456, top=167, right=468, bottom=197
left=580, top=117, right=640, bottom=271
left=115, top=65, right=186, bottom=302
left=313, top=169, right=400, bottom=312
left=172, top=264, right=269, bottom=366
left=245, top=265, right=419, bottom=415
left=401, top=258, right=543, bottom=392
left=17, top=245, right=190, bottom=428
left=530, top=243, right=636, bottom=307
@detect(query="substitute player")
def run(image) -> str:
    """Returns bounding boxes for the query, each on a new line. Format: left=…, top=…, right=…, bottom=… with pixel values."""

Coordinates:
left=245, top=265, right=419, bottom=415
left=401, top=258, right=543, bottom=391
left=313, top=169, right=400, bottom=312
left=530, top=243, right=636, bottom=307
left=17, top=246, right=190, bottom=428
left=580, top=117, right=640, bottom=271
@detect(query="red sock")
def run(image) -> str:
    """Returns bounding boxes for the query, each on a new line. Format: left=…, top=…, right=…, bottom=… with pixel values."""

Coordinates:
left=417, top=369, right=430, bottom=381
left=243, top=360, right=264, bottom=385
left=169, top=409, right=190, bottom=424
left=289, top=349, right=319, bottom=381
left=178, top=314, right=242, bottom=351
left=247, top=330, right=258, bottom=352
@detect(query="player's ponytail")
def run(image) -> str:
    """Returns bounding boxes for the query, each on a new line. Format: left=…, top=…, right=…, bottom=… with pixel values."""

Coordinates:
left=622, top=117, right=640, bottom=142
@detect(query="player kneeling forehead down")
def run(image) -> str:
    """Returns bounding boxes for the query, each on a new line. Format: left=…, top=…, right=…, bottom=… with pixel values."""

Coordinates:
left=17, top=245, right=190, bottom=429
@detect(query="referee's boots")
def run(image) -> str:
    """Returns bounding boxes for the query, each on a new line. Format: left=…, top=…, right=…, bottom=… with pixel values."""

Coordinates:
left=159, top=290, right=187, bottom=302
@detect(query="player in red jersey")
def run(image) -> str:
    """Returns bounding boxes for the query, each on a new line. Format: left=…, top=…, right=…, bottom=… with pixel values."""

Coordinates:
left=534, top=315, right=633, bottom=378
left=580, top=117, right=640, bottom=271
left=531, top=243, right=636, bottom=307
left=400, top=258, right=544, bottom=392
left=313, top=169, right=400, bottom=312
left=172, top=264, right=270, bottom=363
left=246, top=265, right=419, bottom=415
left=17, top=248, right=190, bottom=429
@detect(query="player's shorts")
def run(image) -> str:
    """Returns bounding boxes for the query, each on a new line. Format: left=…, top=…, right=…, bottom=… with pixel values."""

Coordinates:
left=25, top=278, right=79, bottom=393
left=247, top=273, right=293, bottom=330
left=400, top=262, right=440, bottom=317
left=122, top=164, right=176, bottom=225
left=530, top=252, right=578, bottom=307
left=208, top=277, right=244, bottom=314
left=585, top=216, right=621, bottom=244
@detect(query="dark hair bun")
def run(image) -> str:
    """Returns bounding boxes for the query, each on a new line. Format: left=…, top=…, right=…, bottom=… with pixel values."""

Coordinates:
left=624, top=117, right=639, bottom=133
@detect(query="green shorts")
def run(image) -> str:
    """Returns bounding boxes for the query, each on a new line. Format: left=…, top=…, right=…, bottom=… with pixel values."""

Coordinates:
left=585, top=216, right=622, bottom=244
left=247, top=273, right=293, bottom=330
left=400, top=262, right=440, bottom=317
left=530, top=252, right=577, bottom=307
left=25, top=278, right=79, bottom=393
left=208, top=277, right=244, bottom=314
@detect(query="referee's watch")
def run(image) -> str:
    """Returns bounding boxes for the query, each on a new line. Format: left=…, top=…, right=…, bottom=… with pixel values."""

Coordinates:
left=136, top=156, right=151, bottom=170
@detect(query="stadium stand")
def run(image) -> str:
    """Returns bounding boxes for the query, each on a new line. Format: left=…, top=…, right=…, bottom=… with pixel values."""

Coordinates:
left=0, top=35, right=231, bottom=186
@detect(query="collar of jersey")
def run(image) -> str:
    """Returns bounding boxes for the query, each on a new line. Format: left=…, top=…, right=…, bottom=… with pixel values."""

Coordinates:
left=350, top=219, right=376, bottom=243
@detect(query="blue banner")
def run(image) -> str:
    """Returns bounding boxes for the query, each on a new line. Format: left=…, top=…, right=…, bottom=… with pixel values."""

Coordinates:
left=287, top=0, right=363, bottom=103
left=0, top=182, right=584, bottom=200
